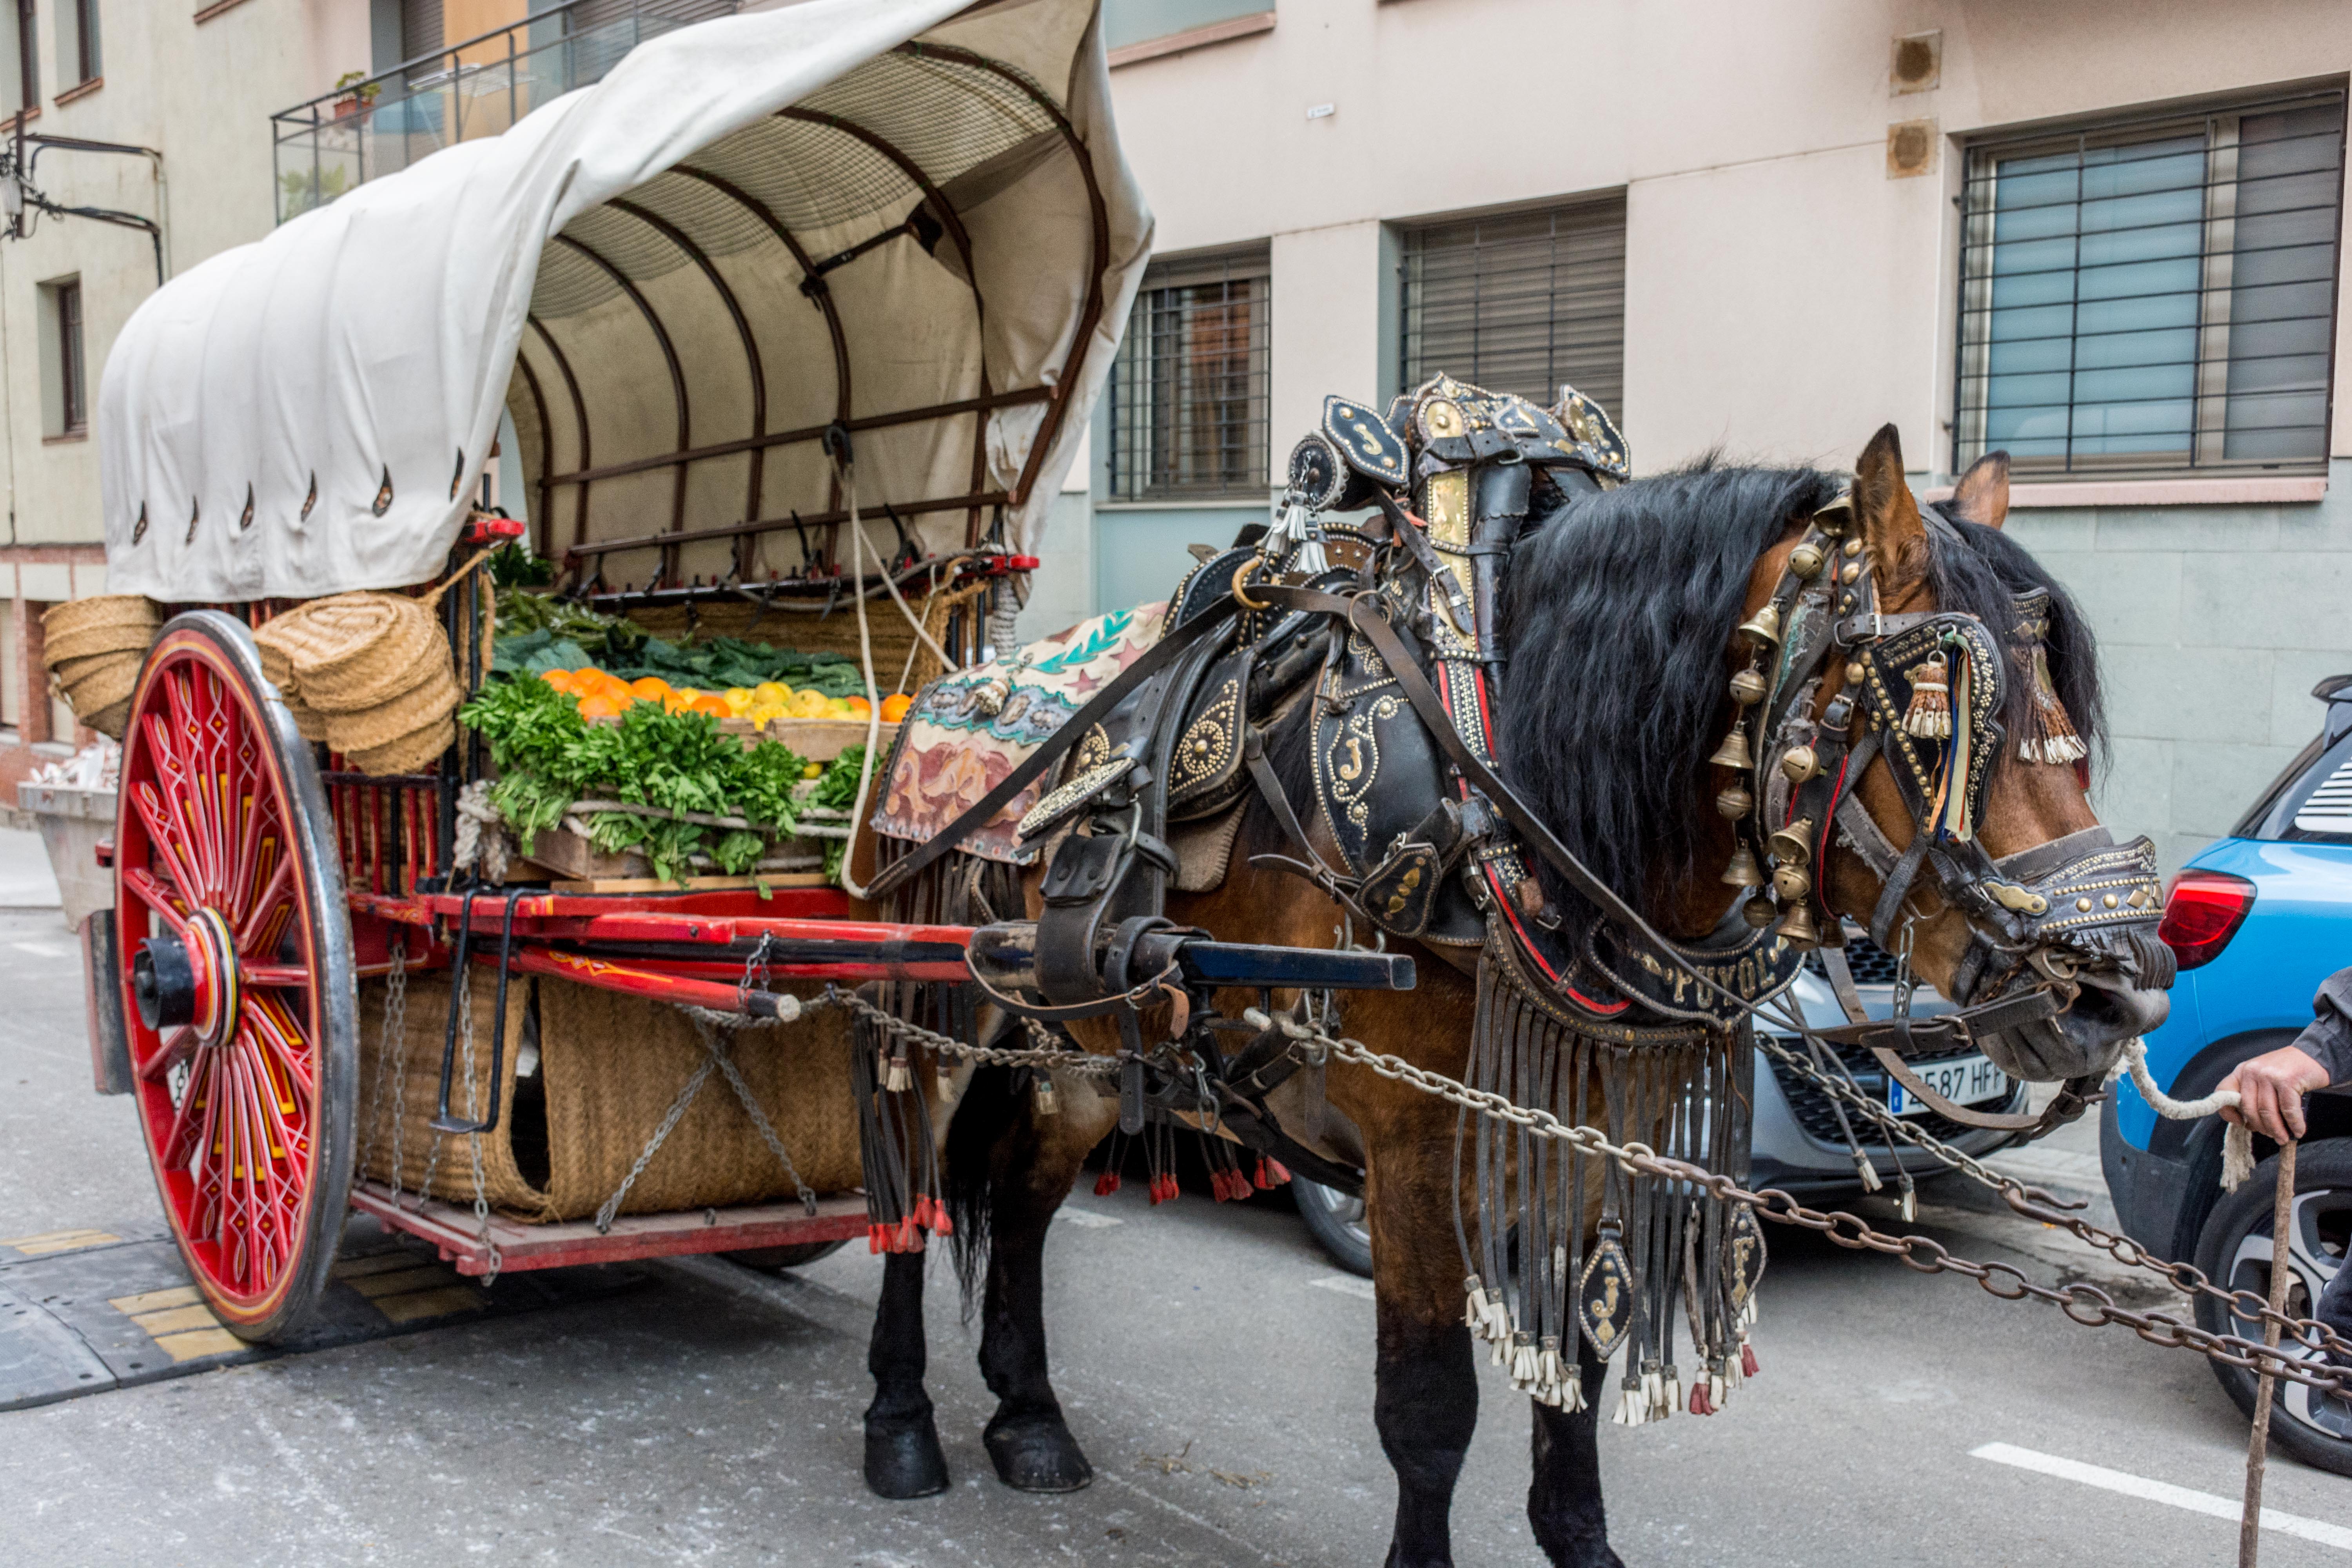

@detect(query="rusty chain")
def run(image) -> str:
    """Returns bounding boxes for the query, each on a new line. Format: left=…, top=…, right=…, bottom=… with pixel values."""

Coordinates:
left=1750, top=1031, right=2352, bottom=1362
left=1240, top=1008, right=2352, bottom=1399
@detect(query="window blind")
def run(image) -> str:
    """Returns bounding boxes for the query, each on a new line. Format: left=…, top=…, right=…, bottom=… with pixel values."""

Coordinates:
left=1955, top=93, right=2345, bottom=477
left=1106, top=246, right=1272, bottom=501
left=1399, top=196, right=1626, bottom=414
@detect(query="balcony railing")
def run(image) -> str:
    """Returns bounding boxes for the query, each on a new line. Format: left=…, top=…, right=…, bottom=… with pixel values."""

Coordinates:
left=271, top=0, right=739, bottom=224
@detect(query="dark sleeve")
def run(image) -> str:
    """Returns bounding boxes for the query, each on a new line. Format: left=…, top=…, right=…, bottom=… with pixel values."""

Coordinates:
left=2288, top=967, right=2352, bottom=1088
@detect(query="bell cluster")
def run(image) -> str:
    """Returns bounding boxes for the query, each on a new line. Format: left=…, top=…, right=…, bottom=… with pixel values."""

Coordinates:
left=1708, top=498, right=1857, bottom=951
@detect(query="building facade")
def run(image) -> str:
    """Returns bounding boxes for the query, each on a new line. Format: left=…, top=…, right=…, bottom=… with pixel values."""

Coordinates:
left=1046, top=0, right=2352, bottom=873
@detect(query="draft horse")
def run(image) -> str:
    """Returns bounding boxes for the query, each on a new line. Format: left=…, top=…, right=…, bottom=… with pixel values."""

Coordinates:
left=849, top=423, right=2171, bottom=1567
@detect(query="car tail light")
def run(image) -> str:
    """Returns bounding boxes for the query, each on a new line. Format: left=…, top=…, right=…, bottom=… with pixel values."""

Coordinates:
left=2157, top=870, right=2257, bottom=971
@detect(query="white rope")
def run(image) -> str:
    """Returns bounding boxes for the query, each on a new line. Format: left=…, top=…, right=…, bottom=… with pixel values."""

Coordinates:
left=2123, top=1038, right=2257, bottom=1192
left=833, top=455, right=883, bottom=900
left=451, top=779, right=509, bottom=882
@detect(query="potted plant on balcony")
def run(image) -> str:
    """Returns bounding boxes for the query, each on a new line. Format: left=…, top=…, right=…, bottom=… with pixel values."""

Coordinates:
left=331, top=72, right=380, bottom=121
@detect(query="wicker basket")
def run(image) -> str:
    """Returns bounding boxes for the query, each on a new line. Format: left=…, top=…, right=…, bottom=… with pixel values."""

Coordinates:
left=82, top=698, right=132, bottom=740
left=42, top=595, right=159, bottom=653
left=269, top=591, right=451, bottom=713
left=345, top=711, right=454, bottom=776
left=61, top=654, right=140, bottom=717
left=357, top=971, right=863, bottom=1222
left=44, top=621, right=158, bottom=664
left=323, top=660, right=460, bottom=752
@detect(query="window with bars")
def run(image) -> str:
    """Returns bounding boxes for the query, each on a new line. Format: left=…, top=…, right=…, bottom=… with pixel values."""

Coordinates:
left=1398, top=195, right=1626, bottom=414
left=1106, top=246, right=1270, bottom=501
left=1955, top=93, right=2346, bottom=479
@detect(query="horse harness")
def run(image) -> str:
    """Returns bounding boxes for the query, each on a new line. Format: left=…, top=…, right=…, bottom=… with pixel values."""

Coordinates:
left=875, top=375, right=2164, bottom=1421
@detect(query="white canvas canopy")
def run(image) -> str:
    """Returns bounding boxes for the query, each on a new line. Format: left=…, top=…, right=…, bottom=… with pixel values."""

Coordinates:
left=97, top=0, right=1150, bottom=603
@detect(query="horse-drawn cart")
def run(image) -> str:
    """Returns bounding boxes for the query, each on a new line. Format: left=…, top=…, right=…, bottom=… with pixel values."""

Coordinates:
left=63, top=0, right=1403, bottom=1345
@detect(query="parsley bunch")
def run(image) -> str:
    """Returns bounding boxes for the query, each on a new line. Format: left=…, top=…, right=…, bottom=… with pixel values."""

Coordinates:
left=459, top=677, right=813, bottom=881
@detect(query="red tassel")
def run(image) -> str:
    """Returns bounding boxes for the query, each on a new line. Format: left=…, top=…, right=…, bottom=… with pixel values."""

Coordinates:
left=867, top=1223, right=886, bottom=1254
left=1263, top=1158, right=1291, bottom=1188
left=1688, top=1384, right=1714, bottom=1416
left=929, top=1207, right=953, bottom=1238
left=1740, top=1343, right=1759, bottom=1378
left=1094, top=1169, right=1120, bottom=1198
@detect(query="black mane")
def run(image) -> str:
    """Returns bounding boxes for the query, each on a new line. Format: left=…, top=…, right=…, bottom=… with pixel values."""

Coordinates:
left=1496, top=462, right=2107, bottom=923
left=1499, top=463, right=1838, bottom=917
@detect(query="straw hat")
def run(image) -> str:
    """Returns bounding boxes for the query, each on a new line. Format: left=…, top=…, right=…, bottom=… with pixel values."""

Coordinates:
left=268, top=592, right=451, bottom=714
left=61, top=653, right=140, bottom=717
left=346, top=711, right=454, bottom=777
left=83, top=699, right=132, bottom=740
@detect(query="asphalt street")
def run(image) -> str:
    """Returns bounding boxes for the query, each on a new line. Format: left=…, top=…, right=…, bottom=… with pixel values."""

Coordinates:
left=0, top=833, right=2345, bottom=1563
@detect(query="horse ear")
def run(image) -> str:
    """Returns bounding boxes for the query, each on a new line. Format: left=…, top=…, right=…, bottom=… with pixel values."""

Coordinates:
left=1949, top=450, right=2011, bottom=531
left=1853, top=423, right=1929, bottom=591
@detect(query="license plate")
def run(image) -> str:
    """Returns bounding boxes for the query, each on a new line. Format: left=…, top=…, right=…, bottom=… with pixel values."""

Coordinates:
left=1887, top=1053, right=2008, bottom=1115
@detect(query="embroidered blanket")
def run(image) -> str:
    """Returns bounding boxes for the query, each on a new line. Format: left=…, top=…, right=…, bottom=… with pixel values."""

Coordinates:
left=870, top=601, right=1167, bottom=864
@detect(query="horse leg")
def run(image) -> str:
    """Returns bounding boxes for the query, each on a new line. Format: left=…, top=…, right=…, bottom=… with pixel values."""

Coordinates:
left=863, top=1247, right=951, bottom=1499
left=1526, top=1334, right=1622, bottom=1567
left=1369, top=1130, right=1481, bottom=1568
left=975, top=1073, right=1108, bottom=1492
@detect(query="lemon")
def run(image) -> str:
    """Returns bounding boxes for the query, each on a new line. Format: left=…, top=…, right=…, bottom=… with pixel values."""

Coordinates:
left=802, top=761, right=824, bottom=779
left=724, top=687, right=755, bottom=715
left=753, top=681, right=788, bottom=708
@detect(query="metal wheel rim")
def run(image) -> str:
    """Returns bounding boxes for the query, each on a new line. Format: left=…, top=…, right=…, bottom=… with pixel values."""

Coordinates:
left=1298, top=1178, right=1370, bottom=1246
left=116, top=613, right=356, bottom=1337
left=2225, top=1183, right=2352, bottom=1443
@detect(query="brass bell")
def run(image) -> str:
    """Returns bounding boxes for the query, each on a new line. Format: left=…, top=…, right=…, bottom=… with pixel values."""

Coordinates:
left=1741, top=893, right=1779, bottom=929
left=1729, top=668, right=1767, bottom=706
left=1773, top=899, right=1820, bottom=949
left=1788, top=542, right=1826, bottom=579
left=1707, top=726, right=1755, bottom=771
left=1736, top=603, right=1782, bottom=648
left=1772, top=863, right=1812, bottom=901
left=1780, top=744, right=1820, bottom=783
left=1767, top=817, right=1814, bottom=865
left=1721, top=843, right=1764, bottom=888
left=1715, top=784, right=1755, bottom=819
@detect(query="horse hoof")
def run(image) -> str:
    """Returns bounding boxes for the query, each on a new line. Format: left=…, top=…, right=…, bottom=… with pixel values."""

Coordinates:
left=983, top=1412, right=1094, bottom=1493
left=864, top=1422, right=950, bottom=1499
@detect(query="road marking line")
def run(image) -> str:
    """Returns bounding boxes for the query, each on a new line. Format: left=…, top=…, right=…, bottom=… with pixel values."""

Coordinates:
left=1971, top=1442, right=2352, bottom=1551
left=107, top=1285, right=203, bottom=1315
left=127, top=1303, right=222, bottom=1336
left=1310, top=1274, right=1376, bottom=1301
left=341, top=1263, right=463, bottom=1299
left=4, top=1228, right=123, bottom=1256
left=1054, top=1207, right=1123, bottom=1229
left=150, top=1327, right=245, bottom=1362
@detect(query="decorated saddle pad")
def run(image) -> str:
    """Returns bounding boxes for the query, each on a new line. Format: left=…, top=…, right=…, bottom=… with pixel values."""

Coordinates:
left=870, top=602, right=1167, bottom=863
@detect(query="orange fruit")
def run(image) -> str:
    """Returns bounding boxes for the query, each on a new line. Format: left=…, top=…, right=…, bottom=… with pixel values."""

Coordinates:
left=686, top=694, right=731, bottom=718
left=578, top=693, right=623, bottom=719
left=539, top=668, right=575, bottom=692
left=628, top=676, right=672, bottom=703
left=845, top=695, right=872, bottom=715
left=880, top=693, right=913, bottom=723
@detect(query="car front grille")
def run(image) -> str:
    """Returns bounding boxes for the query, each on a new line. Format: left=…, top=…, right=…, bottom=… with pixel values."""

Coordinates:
left=1763, top=1037, right=2024, bottom=1149
left=1807, top=932, right=1905, bottom=986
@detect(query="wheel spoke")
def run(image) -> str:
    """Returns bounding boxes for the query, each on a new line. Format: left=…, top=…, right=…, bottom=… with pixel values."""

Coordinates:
left=127, top=786, right=207, bottom=918
left=120, top=866, right=195, bottom=940
left=240, top=962, right=310, bottom=988
left=160, top=1049, right=220, bottom=1167
left=241, top=993, right=317, bottom=1102
left=160, top=667, right=232, bottom=902
left=136, top=1025, right=198, bottom=1083
left=233, top=837, right=293, bottom=955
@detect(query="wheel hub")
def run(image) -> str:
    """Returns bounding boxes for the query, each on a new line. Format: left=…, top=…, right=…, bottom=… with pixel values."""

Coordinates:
left=133, top=907, right=240, bottom=1045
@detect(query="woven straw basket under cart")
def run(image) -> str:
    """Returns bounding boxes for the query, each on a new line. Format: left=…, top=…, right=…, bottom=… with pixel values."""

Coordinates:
left=357, top=970, right=864, bottom=1222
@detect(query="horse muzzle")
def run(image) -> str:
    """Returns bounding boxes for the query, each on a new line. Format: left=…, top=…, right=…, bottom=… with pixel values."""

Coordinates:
left=1956, top=828, right=2173, bottom=1084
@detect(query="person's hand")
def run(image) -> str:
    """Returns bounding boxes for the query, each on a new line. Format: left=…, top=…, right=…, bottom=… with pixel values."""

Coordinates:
left=2217, top=1046, right=2333, bottom=1142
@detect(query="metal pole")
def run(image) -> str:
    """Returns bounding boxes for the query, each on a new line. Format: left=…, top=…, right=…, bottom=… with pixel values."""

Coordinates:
left=2239, top=1136, right=2296, bottom=1568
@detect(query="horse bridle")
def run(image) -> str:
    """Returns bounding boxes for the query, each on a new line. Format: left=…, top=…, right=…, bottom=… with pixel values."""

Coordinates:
left=1717, top=492, right=2165, bottom=1124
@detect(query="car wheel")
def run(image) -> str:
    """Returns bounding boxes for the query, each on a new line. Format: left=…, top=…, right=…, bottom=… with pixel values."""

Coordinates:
left=723, top=1240, right=850, bottom=1271
left=2192, top=1139, right=2352, bottom=1478
left=1295, top=1176, right=1373, bottom=1277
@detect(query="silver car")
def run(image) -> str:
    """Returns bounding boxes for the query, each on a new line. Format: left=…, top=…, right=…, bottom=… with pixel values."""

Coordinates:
left=1292, top=931, right=2022, bottom=1276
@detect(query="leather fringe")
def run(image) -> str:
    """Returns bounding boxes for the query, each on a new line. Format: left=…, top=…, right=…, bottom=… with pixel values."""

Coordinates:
left=1455, top=951, right=1760, bottom=1418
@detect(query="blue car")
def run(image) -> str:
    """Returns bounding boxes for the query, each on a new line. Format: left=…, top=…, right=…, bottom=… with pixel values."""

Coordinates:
left=2103, top=674, right=2352, bottom=1476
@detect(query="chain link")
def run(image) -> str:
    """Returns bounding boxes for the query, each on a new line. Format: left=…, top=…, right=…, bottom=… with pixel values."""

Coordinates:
left=1751, top=1031, right=2352, bottom=1361
left=824, top=987, right=1123, bottom=1076
left=1246, top=1009, right=2352, bottom=1399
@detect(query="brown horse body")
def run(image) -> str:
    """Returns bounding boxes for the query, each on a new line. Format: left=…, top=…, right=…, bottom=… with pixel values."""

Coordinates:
left=852, top=428, right=2167, bottom=1566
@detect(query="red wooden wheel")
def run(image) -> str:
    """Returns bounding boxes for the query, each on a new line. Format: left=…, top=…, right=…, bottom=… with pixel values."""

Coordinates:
left=116, top=613, right=358, bottom=1342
